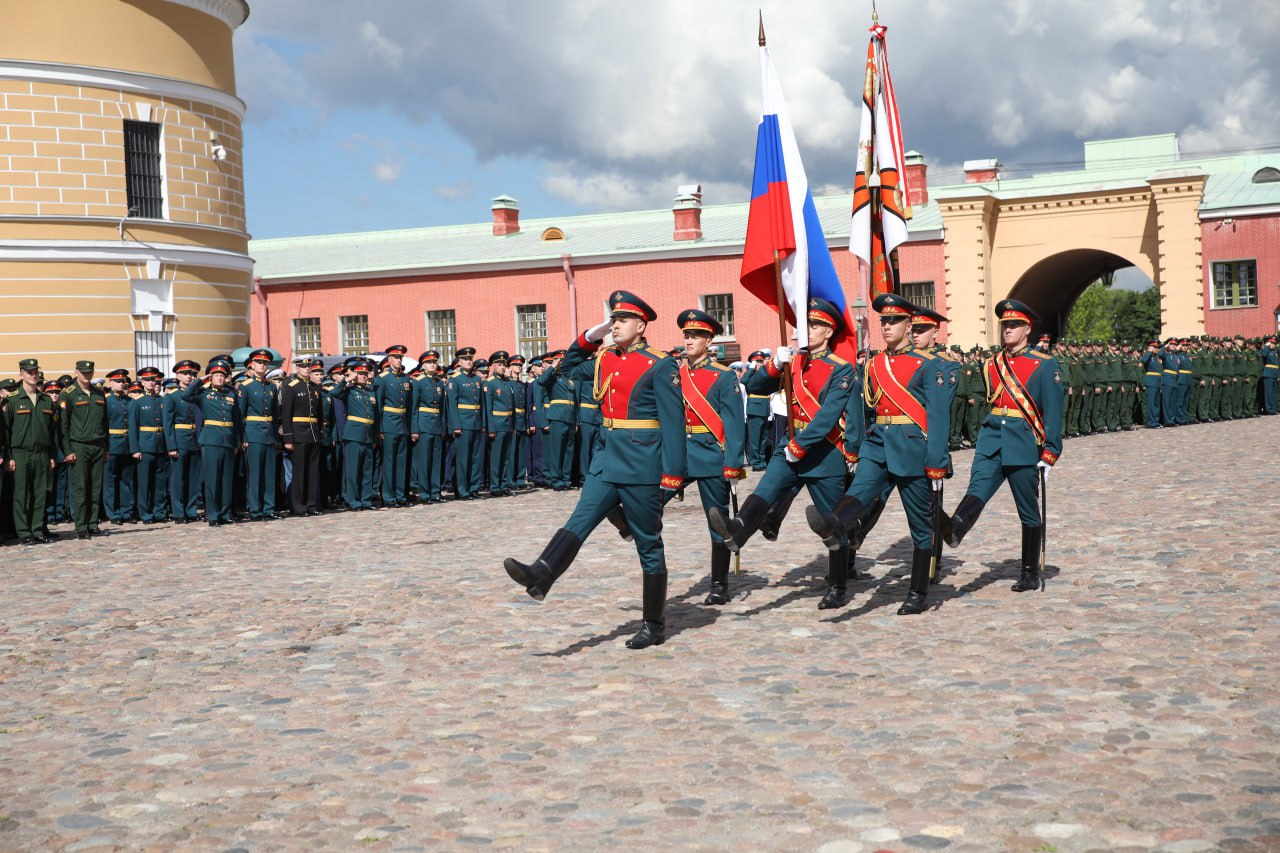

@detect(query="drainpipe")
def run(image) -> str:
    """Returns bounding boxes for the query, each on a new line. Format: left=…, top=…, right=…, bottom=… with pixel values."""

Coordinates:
left=254, top=276, right=270, bottom=349
left=561, top=253, right=577, bottom=338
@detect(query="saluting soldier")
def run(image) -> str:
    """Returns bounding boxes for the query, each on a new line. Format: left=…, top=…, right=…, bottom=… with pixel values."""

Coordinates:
left=330, top=358, right=380, bottom=511
left=806, top=295, right=952, bottom=614
left=942, top=299, right=1064, bottom=593
left=1261, top=336, right=1278, bottom=415
left=483, top=351, right=516, bottom=497
left=239, top=349, right=281, bottom=521
left=180, top=360, right=243, bottom=526
left=505, top=291, right=687, bottom=650
left=103, top=368, right=136, bottom=524
left=281, top=357, right=328, bottom=516
left=744, top=350, right=773, bottom=469
left=526, top=355, right=548, bottom=487
left=164, top=360, right=203, bottom=522
left=1140, top=340, right=1163, bottom=428
left=59, top=360, right=108, bottom=538
left=508, top=353, right=532, bottom=489
left=127, top=366, right=168, bottom=523
left=572, top=349, right=603, bottom=488
left=536, top=348, right=577, bottom=491
left=709, top=297, right=856, bottom=609
left=411, top=350, right=448, bottom=503
left=374, top=344, right=413, bottom=506
left=447, top=347, right=485, bottom=500
left=5, top=359, right=59, bottom=544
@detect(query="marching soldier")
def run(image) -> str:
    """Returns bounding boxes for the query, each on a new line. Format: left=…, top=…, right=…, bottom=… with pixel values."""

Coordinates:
left=281, top=357, right=327, bottom=516
left=709, top=297, right=856, bottom=609
left=5, top=359, right=59, bottom=544
left=59, top=360, right=108, bottom=538
left=180, top=360, right=243, bottom=526
left=411, top=350, right=448, bottom=503
left=673, top=308, right=747, bottom=605
left=447, top=347, right=485, bottom=500
left=942, top=299, right=1064, bottom=593
left=505, top=291, right=687, bottom=649
left=127, top=366, right=168, bottom=523
left=536, top=348, right=577, bottom=491
left=483, top=351, right=516, bottom=497
left=103, top=368, right=136, bottom=524
left=806, top=295, right=952, bottom=614
left=239, top=349, right=281, bottom=520
left=164, top=360, right=202, bottom=523
left=374, top=344, right=413, bottom=506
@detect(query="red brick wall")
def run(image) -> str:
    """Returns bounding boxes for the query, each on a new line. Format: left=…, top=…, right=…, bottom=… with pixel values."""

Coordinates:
left=1201, top=214, right=1280, bottom=338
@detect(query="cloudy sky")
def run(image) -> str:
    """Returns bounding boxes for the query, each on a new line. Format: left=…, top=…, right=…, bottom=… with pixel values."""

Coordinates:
left=235, top=0, right=1279, bottom=239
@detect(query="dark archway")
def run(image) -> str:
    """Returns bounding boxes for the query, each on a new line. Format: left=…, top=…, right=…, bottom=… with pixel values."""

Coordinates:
left=1007, top=249, right=1148, bottom=340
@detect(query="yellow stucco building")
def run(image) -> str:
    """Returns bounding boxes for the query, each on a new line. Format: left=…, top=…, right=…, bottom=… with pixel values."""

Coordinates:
left=0, top=0, right=252, bottom=376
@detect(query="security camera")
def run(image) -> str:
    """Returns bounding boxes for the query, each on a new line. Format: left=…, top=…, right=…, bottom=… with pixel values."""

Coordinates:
left=211, top=144, right=227, bottom=161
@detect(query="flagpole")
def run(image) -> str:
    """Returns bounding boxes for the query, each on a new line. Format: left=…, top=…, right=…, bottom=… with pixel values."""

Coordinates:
left=773, top=249, right=796, bottom=442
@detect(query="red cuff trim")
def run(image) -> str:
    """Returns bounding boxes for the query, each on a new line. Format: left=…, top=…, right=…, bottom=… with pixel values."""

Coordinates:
left=925, top=467, right=947, bottom=480
left=843, top=452, right=859, bottom=464
left=786, top=438, right=806, bottom=459
left=723, top=467, right=746, bottom=480
left=576, top=332, right=601, bottom=351
left=1040, top=450, right=1058, bottom=466
left=765, top=360, right=781, bottom=379
left=660, top=475, right=683, bottom=490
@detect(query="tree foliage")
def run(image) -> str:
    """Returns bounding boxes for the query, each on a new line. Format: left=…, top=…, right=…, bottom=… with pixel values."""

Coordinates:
left=1065, top=279, right=1161, bottom=342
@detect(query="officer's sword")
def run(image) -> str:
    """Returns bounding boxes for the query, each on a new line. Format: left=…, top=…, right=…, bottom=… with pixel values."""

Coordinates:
left=929, top=481, right=942, bottom=581
left=730, top=482, right=741, bottom=576
left=1039, top=467, right=1048, bottom=592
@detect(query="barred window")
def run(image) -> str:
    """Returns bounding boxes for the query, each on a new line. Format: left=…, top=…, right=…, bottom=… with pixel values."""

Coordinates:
left=293, top=317, right=321, bottom=356
left=516, top=303, right=548, bottom=358
left=427, top=310, right=457, bottom=363
left=123, top=120, right=163, bottom=219
left=899, top=281, right=935, bottom=310
left=339, top=314, right=369, bottom=353
left=700, top=293, right=735, bottom=338
left=1212, top=260, right=1258, bottom=308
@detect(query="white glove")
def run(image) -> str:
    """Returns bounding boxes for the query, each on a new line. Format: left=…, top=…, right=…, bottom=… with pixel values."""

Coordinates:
left=773, top=346, right=793, bottom=369
left=930, top=477, right=944, bottom=492
left=784, top=446, right=800, bottom=464
left=846, top=461, right=856, bottom=475
left=585, top=319, right=612, bottom=343
left=1036, top=460, right=1051, bottom=481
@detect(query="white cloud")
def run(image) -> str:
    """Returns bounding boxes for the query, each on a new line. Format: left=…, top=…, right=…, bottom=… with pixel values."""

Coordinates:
left=341, top=134, right=404, bottom=184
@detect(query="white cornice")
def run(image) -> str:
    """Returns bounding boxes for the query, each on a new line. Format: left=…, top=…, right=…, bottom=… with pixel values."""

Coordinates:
left=159, top=0, right=250, bottom=29
left=0, top=214, right=249, bottom=240
left=1200, top=205, right=1280, bottom=220
left=0, top=239, right=253, bottom=274
left=0, top=59, right=246, bottom=118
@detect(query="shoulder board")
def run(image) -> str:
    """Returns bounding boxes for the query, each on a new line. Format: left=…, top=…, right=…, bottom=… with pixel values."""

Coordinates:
left=913, top=350, right=935, bottom=360
left=643, top=346, right=668, bottom=359
left=288, top=378, right=300, bottom=386
left=825, top=353, right=849, bottom=365
left=1028, top=350, right=1051, bottom=359
left=705, top=362, right=728, bottom=372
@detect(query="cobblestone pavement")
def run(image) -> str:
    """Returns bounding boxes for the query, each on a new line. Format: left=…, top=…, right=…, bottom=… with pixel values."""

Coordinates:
left=2, top=417, right=1278, bottom=852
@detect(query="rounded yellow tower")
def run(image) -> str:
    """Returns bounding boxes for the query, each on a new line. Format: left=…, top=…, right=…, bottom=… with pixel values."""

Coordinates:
left=0, top=0, right=252, bottom=375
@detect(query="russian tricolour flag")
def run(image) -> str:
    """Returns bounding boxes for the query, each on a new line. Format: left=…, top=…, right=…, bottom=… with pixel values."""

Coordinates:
left=740, top=44, right=855, bottom=359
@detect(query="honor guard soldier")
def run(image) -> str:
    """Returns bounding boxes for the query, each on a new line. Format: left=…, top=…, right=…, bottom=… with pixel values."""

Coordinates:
left=374, top=344, right=413, bottom=506
left=180, top=360, right=243, bottom=525
left=411, top=350, right=448, bottom=502
left=239, top=349, right=281, bottom=520
left=505, top=290, right=687, bottom=649
left=127, top=366, right=168, bottom=523
left=103, top=367, right=136, bottom=524
left=281, top=357, right=328, bottom=516
left=536, top=348, right=577, bottom=490
left=709, top=297, right=856, bottom=609
left=674, top=308, right=747, bottom=605
left=330, top=358, right=379, bottom=510
left=483, top=351, right=516, bottom=496
left=744, top=351, right=773, bottom=468
left=164, top=360, right=203, bottom=522
left=59, top=360, right=108, bottom=538
left=942, top=299, right=1064, bottom=592
left=6, top=359, right=60, bottom=544
left=447, top=347, right=485, bottom=499
left=806, top=295, right=952, bottom=614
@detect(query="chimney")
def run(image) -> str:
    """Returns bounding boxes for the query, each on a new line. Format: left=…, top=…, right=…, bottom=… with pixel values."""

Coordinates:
left=491, top=195, right=519, bottom=236
left=903, top=151, right=928, bottom=207
left=673, top=183, right=702, bottom=241
left=963, top=158, right=1001, bottom=183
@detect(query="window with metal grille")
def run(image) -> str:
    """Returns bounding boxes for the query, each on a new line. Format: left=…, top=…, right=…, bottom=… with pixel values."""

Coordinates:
left=516, top=304, right=548, bottom=358
left=339, top=315, right=369, bottom=353
left=899, top=282, right=935, bottom=310
left=700, top=293, right=735, bottom=338
left=1212, top=260, right=1258, bottom=308
left=124, top=120, right=163, bottom=219
left=293, top=317, right=322, bottom=356
left=133, top=331, right=173, bottom=374
left=426, top=310, right=457, bottom=362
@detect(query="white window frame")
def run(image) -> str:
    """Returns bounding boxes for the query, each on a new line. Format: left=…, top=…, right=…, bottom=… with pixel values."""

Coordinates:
left=338, top=314, right=369, bottom=354
left=699, top=293, right=736, bottom=341
left=1210, top=259, right=1258, bottom=310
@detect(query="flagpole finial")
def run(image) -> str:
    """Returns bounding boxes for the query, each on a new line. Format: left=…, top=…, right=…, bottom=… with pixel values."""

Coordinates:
left=758, top=11, right=766, bottom=46
left=871, top=0, right=879, bottom=24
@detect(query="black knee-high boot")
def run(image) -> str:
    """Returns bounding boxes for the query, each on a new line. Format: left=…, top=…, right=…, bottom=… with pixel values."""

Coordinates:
left=805, top=495, right=868, bottom=551
left=626, top=571, right=667, bottom=649
left=897, top=547, right=933, bottom=615
left=941, top=494, right=985, bottom=547
left=1011, top=525, right=1042, bottom=592
left=707, top=494, right=769, bottom=553
left=759, top=487, right=799, bottom=541
left=503, top=527, right=583, bottom=601
left=704, top=543, right=731, bottom=605
left=818, top=544, right=851, bottom=609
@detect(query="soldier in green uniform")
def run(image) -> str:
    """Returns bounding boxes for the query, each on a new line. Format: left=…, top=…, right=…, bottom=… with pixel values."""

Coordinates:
left=411, top=350, right=448, bottom=503
left=179, top=360, right=243, bottom=525
left=1261, top=336, right=1279, bottom=415
left=329, top=358, right=379, bottom=510
left=103, top=368, right=136, bottom=524
left=447, top=347, right=484, bottom=499
left=508, top=354, right=531, bottom=489
left=964, top=347, right=985, bottom=444
left=1140, top=340, right=1162, bottom=428
left=5, top=359, right=60, bottom=544
left=536, top=348, right=577, bottom=491
left=0, top=377, right=15, bottom=542
left=1239, top=336, right=1258, bottom=417
left=482, top=351, right=516, bottom=497
left=572, top=348, right=603, bottom=488
left=59, top=360, right=108, bottom=538
left=374, top=344, right=413, bottom=506
left=744, top=350, right=772, bottom=468
left=164, top=360, right=202, bottom=522
left=238, top=349, right=281, bottom=521
left=128, top=366, right=168, bottom=523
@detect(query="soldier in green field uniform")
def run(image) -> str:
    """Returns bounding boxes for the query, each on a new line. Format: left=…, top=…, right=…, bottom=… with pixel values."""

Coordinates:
left=1052, top=340, right=1076, bottom=436
left=1199, top=338, right=1220, bottom=422
left=1240, top=337, right=1259, bottom=417
left=0, top=377, right=15, bottom=542
left=128, top=366, right=168, bottom=523
left=1063, top=342, right=1082, bottom=436
left=5, top=359, right=60, bottom=544
left=59, top=360, right=108, bottom=539
left=949, top=344, right=969, bottom=450
left=1117, top=342, right=1138, bottom=430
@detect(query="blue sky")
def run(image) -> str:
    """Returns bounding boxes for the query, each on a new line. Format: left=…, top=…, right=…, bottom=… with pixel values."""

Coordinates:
left=235, top=1, right=1278, bottom=241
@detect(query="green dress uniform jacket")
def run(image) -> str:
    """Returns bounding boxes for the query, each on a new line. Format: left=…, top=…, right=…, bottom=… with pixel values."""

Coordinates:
left=328, top=379, right=379, bottom=510
left=375, top=369, right=413, bottom=503
left=535, top=366, right=576, bottom=489
left=127, top=391, right=167, bottom=522
left=237, top=377, right=279, bottom=517
left=163, top=385, right=202, bottom=521
left=180, top=379, right=243, bottom=524
left=59, top=383, right=107, bottom=534
left=412, top=373, right=448, bottom=501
